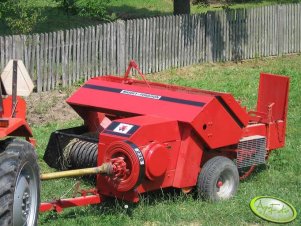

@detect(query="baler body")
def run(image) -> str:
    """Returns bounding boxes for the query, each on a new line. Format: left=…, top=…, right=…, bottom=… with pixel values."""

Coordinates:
left=60, top=72, right=289, bottom=202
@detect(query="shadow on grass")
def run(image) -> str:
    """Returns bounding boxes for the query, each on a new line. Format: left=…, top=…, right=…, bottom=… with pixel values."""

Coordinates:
left=34, top=7, right=102, bottom=33
left=203, top=0, right=301, bottom=5
left=107, top=4, right=171, bottom=19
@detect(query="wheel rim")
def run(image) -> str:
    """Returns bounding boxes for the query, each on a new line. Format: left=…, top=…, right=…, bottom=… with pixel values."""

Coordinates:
left=13, top=162, right=38, bottom=226
left=216, top=169, right=235, bottom=199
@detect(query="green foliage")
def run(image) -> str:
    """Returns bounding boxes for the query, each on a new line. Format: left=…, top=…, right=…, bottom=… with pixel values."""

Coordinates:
left=0, top=0, right=43, bottom=34
left=56, top=0, right=111, bottom=21
left=75, top=0, right=110, bottom=20
left=56, top=0, right=77, bottom=15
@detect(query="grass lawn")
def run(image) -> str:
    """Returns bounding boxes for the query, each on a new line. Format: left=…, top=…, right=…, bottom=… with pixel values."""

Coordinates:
left=1, top=0, right=301, bottom=34
left=36, top=54, right=301, bottom=225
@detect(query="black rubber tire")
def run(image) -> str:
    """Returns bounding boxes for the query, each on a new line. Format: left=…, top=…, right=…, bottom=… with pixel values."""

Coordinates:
left=0, top=139, right=40, bottom=226
left=197, top=156, right=239, bottom=201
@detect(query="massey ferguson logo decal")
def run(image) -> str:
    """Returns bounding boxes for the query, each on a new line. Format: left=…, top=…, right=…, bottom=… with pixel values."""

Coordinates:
left=113, top=123, right=134, bottom=134
left=104, top=122, right=140, bottom=137
left=120, top=90, right=161, bottom=100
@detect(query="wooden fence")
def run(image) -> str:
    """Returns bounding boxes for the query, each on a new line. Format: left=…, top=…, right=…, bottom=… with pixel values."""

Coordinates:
left=0, top=3, right=301, bottom=92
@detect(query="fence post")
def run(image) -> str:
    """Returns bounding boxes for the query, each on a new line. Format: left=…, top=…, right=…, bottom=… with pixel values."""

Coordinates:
left=117, top=20, right=126, bottom=75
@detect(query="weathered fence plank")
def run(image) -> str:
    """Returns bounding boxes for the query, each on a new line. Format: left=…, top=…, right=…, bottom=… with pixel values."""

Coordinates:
left=98, top=25, right=103, bottom=76
left=62, top=30, right=67, bottom=87
left=0, top=37, right=4, bottom=70
left=37, top=34, right=43, bottom=92
left=48, top=32, right=52, bottom=90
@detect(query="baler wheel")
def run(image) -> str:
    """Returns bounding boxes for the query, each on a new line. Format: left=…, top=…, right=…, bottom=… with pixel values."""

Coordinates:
left=0, top=139, right=40, bottom=226
left=197, top=156, right=239, bottom=201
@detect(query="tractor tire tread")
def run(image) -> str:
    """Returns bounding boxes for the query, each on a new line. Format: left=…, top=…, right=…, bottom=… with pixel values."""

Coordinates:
left=0, top=139, right=40, bottom=226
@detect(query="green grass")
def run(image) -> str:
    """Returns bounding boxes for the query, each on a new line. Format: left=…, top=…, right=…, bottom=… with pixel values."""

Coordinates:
left=35, top=54, right=301, bottom=225
left=1, top=0, right=301, bottom=34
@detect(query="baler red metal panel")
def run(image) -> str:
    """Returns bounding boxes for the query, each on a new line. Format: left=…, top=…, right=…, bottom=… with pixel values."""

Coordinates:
left=242, top=123, right=266, bottom=137
left=119, top=116, right=181, bottom=145
left=218, top=93, right=249, bottom=126
left=67, top=78, right=214, bottom=123
left=257, top=73, right=290, bottom=121
left=192, top=98, right=244, bottom=149
left=266, top=121, right=286, bottom=150
left=173, top=125, right=204, bottom=188
left=137, top=142, right=181, bottom=193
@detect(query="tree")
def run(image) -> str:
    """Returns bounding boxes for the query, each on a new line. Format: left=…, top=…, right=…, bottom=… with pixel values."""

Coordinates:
left=173, top=0, right=191, bottom=15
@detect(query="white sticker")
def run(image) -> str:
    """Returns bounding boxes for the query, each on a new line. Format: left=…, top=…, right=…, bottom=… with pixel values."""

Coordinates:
left=120, top=90, right=161, bottom=100
left=113, top=123, right=134, bottom=134
left=134, top=148, right=145, bottom=165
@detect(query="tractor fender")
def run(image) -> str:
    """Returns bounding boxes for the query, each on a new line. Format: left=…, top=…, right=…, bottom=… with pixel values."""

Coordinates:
left=0, top=118, right=33, bottom=138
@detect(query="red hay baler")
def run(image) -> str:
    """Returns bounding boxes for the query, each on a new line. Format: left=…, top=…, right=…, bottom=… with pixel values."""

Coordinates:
left=0, top=60, right=290, bottom=225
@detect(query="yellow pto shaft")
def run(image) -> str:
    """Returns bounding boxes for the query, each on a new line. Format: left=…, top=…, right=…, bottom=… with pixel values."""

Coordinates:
left=40, top=163, right=113, bottom=181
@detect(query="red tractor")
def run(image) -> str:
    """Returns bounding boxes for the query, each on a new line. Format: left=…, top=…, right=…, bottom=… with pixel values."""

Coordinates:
left=0, top=60, right=39, bottom=225
left=0, top=60, right=289, bottom=225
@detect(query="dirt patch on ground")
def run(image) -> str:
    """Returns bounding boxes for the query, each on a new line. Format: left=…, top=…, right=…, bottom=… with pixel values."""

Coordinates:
left=25, top=89, right=80, bottom=126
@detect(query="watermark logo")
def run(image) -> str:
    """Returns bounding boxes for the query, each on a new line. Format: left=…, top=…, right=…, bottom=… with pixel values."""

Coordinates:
left=250, top=196, right=297, bottom=223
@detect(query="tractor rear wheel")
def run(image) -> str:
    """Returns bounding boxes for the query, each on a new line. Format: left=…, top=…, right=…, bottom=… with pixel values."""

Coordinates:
left=197, top=156, right=239, bottom=201
left=0, top=139, right=40, bottom=226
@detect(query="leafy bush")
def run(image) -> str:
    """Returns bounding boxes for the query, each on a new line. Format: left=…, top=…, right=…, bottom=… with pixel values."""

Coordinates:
left=74, top=0, right=111, bottom=20
left=56, top=0, right=111, bottom=21
left=0, top=0, right=43, bottom=34
left=55, top=0, right=77, bottom=15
